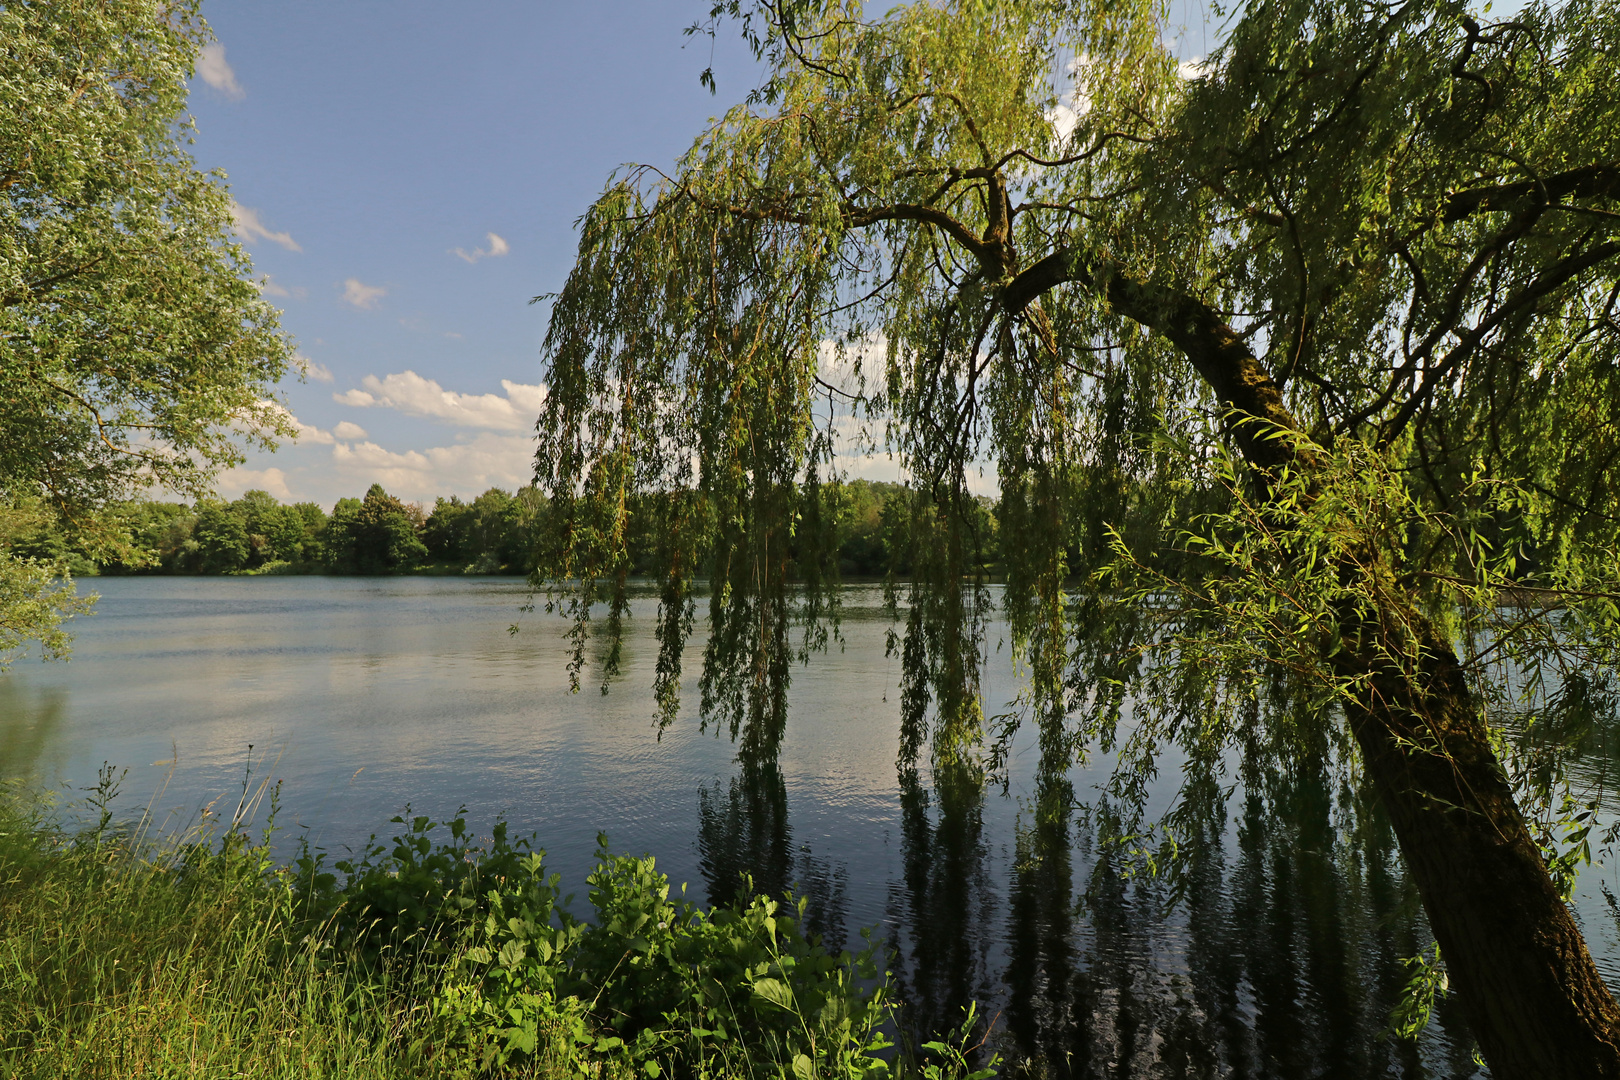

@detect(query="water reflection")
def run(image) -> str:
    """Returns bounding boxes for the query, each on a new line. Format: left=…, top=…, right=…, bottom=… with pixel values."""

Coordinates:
left=688, top=755, right=1493, bottom=1078
left=1005, top=800, right=1083, bottom=1075
left=988, top=766, right=1486, bottom=1079
left=886, top=766, right=1000, bottom=1051
left=0, top=679, right=67, bottom=781
left=11, top=578, right=1610, bottom=1078
left=697, top=760, right=849, bottom=947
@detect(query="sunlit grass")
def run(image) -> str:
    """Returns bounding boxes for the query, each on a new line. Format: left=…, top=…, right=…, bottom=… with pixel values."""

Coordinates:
left=0, top=774, right=987, bottom=1080
left=0, top=778, right=603, bottom=1079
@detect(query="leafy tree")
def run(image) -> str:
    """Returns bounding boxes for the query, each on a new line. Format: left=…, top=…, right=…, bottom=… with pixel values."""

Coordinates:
left=0, top=497, right=96, bottom=577
left=470, top=486, right=542, bottom=572
left=228, top=489, right=280, bottom=522
left=323, top=485, right=428, bottom=575
left=467, top=488, right=522, bottom=572
left=322, top=497, right=362, bottom=570
left=229, top=490, right=304, bottom=566
left=422, top=487, right=543, bottom=573
left=260, top=501, right=307, bottom=563
left=422, top=495, right=474, bottom=564
left=100, top=500, right=194, bottom=573
left=290, top=502, right=328, bottom=564
left=0, top=0, right=294, bottom=656
left=829, top=480, right=903, bottom=577
left=190, top=502, right=248, bottom=573
left=256, top=504, right=307, bottom=565
left=532, top=0, right=1620, bottom=1071
left=0, top=499, right=92, bottom=664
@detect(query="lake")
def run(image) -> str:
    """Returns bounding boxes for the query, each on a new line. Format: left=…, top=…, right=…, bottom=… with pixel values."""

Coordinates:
left=3, top=575, right=1615, bottom=1078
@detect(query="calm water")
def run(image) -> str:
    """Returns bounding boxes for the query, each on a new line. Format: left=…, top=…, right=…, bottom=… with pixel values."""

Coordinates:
left=4, top=576, right=1617, bottom=1078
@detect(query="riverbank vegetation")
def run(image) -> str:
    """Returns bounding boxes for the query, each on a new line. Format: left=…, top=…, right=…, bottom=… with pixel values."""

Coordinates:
left=0, top=777, right=992, bottom=1079
left=0, top=479, right=982, bottom=580
left=9, top=0, right=1620, bottom=1073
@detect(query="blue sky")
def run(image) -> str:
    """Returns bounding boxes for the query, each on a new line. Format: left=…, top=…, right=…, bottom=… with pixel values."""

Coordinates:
left=193, top=2, right=1231, bottom=510
left=190, top=2, right=765, bottom=508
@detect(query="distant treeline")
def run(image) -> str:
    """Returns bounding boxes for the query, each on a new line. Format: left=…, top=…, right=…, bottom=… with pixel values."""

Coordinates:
left=5, top=485, right=541, bottom=577
left=3, top=479, right=995, bottom=578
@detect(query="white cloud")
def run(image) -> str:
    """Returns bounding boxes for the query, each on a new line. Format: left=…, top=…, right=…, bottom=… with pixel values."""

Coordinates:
left=330, top=432, right=536, bottom=502
left=333, top=420, right=369, bottom=440
left=451, top=232, right=511, bottom=264
left=262, top=400, right=335, bottom=445
left=1047, top=101, right=1081, bottom=143
left=333, top=370, right=544, bottom=430
left=217, top=467, right=292, bottom=501
left=231, top=202, right=301, bottom=251
left=341, top=278, right=387, bottom=309
left=817, top=332, right=885, bottom=398
left=197, top=42, right=245, bottom=101
left=294, top=354, right=334, bottom=383
left=1046, top=55, right=1095, bottom=145
left=259, top=274, right=307, bottom=300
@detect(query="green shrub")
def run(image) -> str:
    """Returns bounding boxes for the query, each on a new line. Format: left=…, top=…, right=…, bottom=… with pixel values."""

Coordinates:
left=296, top=819, right=905, bottom=1079
left=2, top=780, right=997, bottom=1080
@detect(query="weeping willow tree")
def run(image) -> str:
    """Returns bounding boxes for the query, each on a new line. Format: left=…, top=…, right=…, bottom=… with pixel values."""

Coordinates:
left=532, top=0, right=1620, bottom=1071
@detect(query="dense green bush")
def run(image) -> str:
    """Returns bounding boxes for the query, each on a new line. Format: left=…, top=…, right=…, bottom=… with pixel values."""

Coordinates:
left=0, top=779, right=997, bottom=1079
left=294, top=814, right=913, bottom=1079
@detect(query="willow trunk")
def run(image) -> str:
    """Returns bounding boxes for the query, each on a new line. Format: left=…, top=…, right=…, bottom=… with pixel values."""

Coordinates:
left=1333, top=599, right=1620, bottom=1075
left=1080, top=271, right=1620, bottom=1076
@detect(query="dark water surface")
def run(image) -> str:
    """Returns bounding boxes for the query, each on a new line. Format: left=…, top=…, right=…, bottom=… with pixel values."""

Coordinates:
left=4, top=576, right=1618, bottom=1078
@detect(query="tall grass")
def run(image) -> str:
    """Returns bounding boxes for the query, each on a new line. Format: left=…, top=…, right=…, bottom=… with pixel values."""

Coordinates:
left=0, top=772, right=466, bottom=1078
left=0, top=772, right=992, bottom=1080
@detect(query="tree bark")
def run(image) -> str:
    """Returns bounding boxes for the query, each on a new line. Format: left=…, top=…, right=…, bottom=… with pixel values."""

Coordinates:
left=1004, top=257, right=1620, bottom=1076
left=1338, top=605, right=1620, bottom=1077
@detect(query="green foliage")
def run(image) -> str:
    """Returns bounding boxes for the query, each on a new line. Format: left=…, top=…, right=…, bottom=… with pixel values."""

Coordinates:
left=916, top=1005, right=1000, bottom=1080
left=2, top=780, right=1000, bottom=1080
left=535, top=0, right=1620, bottom=837
left=0, top=552, right=94, bottom=671
left=227, top=489, right=307, bottom=567
left=323, top=484, right=431, bottom=574
left=0, top=498, right=96, bottom=670
left=292, top=501, right=331, bottom=560
left=424, top=487, right=546, bottom=574
left=558, top=839, right=894, bottom=1080
left=295, top=818, right=903, bottom=1080
left=0, top=0, right=295, bottom=506
left=535, top=5, right=1620, bottom=1059
left=294, top=811, right=546, bottom=950
left=102, top=499, right=195, bottom=573
left=1385, top=943, right=1449, bottom=1044
left=191, top=500, right=251, bottom=573
left=0, top=784, right=421, bottom=1079
left=0, top=0, right=295, bottom=658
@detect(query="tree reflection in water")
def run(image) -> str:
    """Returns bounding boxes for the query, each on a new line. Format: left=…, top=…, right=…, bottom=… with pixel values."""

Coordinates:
left=696, top=759, right=849, bottom=949
left=886, top=765, right=1001, bottom=1054
left=694, top=755, right=1493, bottom=1077
left=1001, top=764, right=1485, bottom=1079
left=0, top=681, right=67, bottom=782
